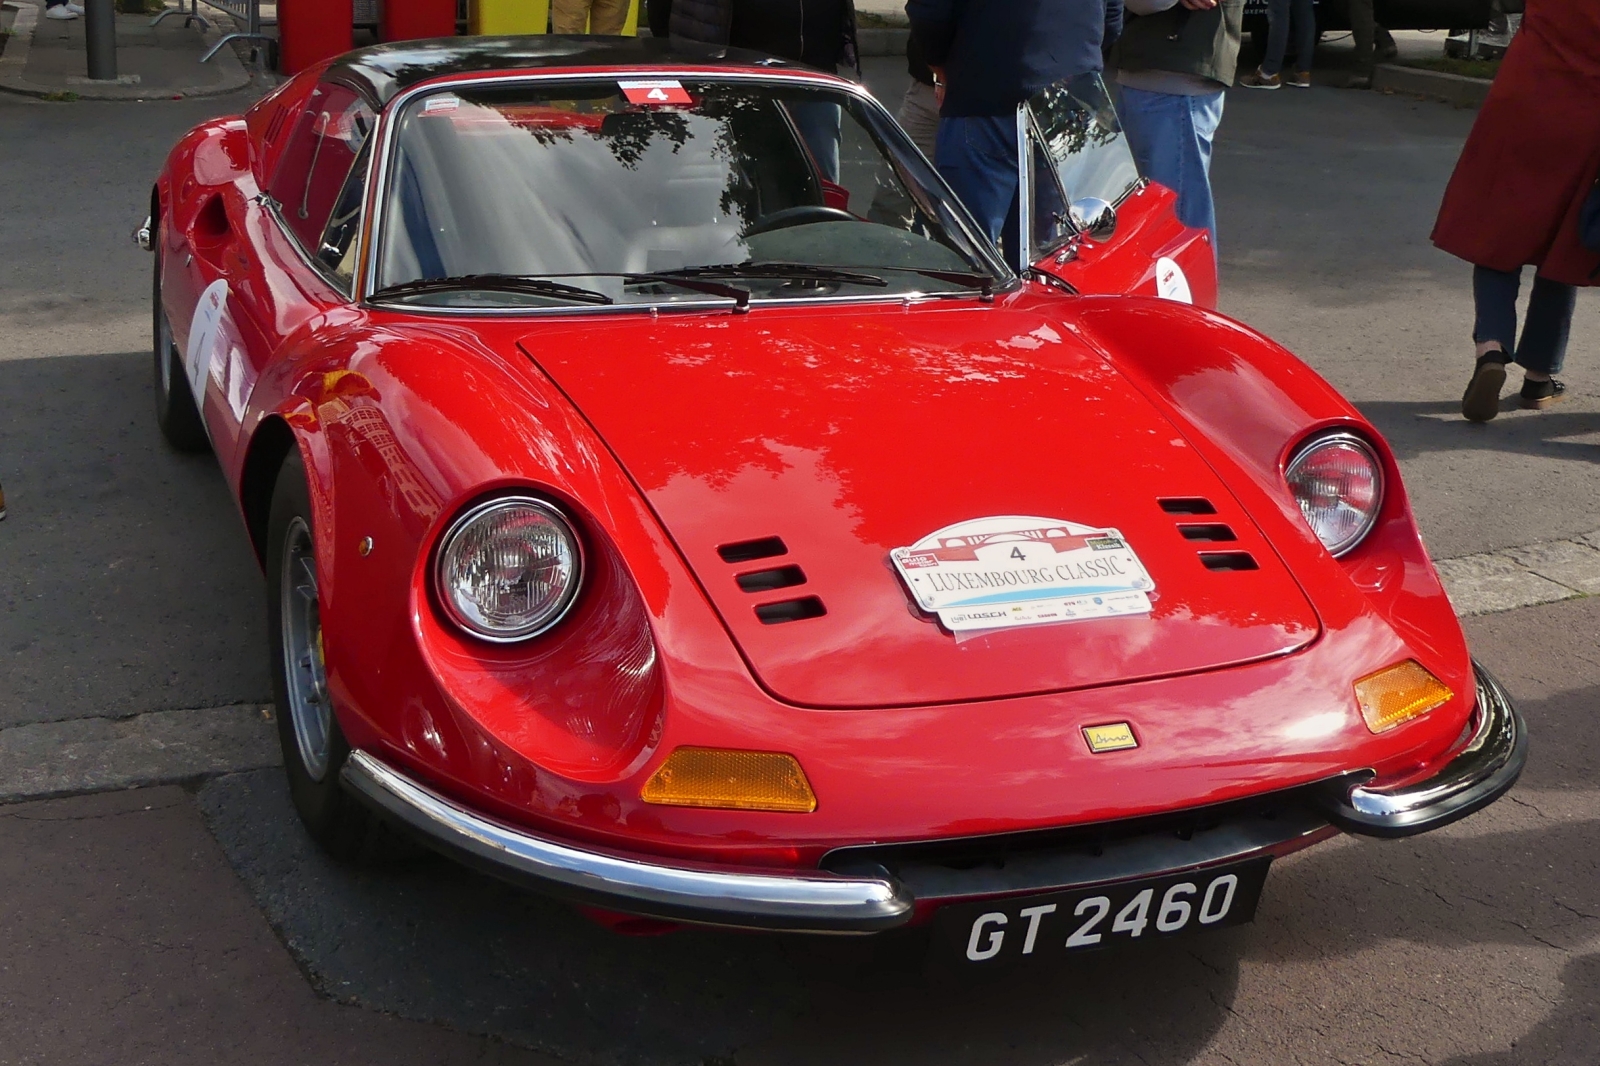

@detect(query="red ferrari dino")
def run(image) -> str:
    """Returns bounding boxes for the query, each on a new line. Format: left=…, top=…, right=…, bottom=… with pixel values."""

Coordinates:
left=141, top=36, right=1523, bottom=961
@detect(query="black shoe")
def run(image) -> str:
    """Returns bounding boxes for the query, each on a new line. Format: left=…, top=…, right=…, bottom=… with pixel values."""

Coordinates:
left=1461, top=351, right=1507, bottom=422
left=1520, top=377, right=1567, bottom=410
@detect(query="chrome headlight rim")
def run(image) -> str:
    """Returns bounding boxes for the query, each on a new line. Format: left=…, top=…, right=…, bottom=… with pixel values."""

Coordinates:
left=1284, top=430, right=1385, bottom=559
left=433, top=494, right=586, bottom=644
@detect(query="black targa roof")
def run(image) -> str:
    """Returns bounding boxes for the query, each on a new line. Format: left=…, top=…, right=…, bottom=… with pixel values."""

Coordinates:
left=322, top=35, right=812, bottom=108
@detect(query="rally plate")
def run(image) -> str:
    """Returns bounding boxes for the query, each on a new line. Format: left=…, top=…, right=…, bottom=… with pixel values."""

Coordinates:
left=936, top=858, right=1271, bottom=963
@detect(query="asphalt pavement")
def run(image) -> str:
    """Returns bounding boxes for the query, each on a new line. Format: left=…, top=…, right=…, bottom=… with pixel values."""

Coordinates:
left=2, top=46, right=1599, bottom=1066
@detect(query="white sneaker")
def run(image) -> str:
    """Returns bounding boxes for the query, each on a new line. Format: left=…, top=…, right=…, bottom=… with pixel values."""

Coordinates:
left=67, top=1, right=86, bottom=11
left=45, top=4, right=79, bottom=17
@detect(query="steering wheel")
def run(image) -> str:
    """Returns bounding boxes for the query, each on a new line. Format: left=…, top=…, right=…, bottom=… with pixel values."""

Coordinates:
left=741, top=204, right=855, bottom=238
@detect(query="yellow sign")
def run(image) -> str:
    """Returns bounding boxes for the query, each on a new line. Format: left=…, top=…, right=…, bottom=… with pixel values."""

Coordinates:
left=1083, top=723, right=1138, bottom=753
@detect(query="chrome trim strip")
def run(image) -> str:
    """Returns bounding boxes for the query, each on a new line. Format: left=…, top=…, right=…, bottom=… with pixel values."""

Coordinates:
left=1319, top=661, right=1527, bottom=838
left=360, top=67, right=1014, bottom=308
left=340, top=750, right=915, bottom=932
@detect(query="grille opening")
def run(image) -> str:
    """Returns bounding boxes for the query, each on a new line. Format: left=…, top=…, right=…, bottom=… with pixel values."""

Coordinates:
left=736, top=565, right=807, bottom=593
left=1178, top=523, right=1237, bottom=542
left=1159, top=497, right=1218, bottom=515
left=755, top=596, right=827, bottom=625
left=1200, top=551, right=1260, bottom=572
left=717, top=536, right=788, bottom=564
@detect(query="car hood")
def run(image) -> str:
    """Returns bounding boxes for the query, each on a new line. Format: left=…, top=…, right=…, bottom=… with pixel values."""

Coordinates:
left=521, top=302, right=1319, bottom=708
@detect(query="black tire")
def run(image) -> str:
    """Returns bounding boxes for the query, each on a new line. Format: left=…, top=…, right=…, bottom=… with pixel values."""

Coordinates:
left=151, top=224, right=210, bottom=453
left=266, top=450, right=384, bottom=860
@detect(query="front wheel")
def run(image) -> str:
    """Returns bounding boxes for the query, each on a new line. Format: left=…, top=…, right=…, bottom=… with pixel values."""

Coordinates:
left=151, top=226, right=209, bottom=452
left=266, top=450, right=382, bottom=859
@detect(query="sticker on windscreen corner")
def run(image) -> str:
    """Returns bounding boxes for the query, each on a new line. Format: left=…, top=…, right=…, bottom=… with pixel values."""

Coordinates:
left=619, top=79, right=693, bottom=105
left=890, top=516, right=1155, bottom=633
left=422, top=94, right=461, bottom=115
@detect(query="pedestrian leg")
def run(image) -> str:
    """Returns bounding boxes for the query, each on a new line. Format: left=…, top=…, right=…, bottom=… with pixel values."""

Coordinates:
left=1462, top=264, right=1519, bottom=421
left=1291, top=0, right=1316, bottom=77
left=550, top=0, right=590, bottom=33
left=1263, top=0, right=1292, bottom=75
left=1514, top=274, right=1578, bottom=408
left=934, top=115, right=1020, bottom=252
left=1348, top=0, right=1376, bottom=86
left=1120, top=87, right=1225, bottom=252
left=588, top=0, right=631, bottom=35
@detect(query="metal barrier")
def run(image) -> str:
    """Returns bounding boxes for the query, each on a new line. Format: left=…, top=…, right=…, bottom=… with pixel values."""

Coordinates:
left=151, top=0, right=275, bottom=63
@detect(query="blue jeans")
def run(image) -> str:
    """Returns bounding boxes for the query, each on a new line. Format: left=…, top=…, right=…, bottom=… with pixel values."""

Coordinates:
left=790, top=101, right=842, bottom=184
left=1473, top=265, right=1577, bottom=375
left=1262, top=0, right=1316, bottom=75
left=935, top=114, right=1020, bottom=257
left=1118, top=86, right=1225, bottom=251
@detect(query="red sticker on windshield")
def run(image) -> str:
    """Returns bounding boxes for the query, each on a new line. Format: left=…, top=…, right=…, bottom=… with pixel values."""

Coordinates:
left=619, top=79, right=692, bottom=105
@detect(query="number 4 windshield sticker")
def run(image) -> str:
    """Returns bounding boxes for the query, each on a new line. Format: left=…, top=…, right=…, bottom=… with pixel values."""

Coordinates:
left=620, top=79, right=692, bottom=105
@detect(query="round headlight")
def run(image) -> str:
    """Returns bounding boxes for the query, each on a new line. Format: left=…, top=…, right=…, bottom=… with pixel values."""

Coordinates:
left=435, top=497, right=583, bottom=642
left=1285, top=433, right=1384, bottom=558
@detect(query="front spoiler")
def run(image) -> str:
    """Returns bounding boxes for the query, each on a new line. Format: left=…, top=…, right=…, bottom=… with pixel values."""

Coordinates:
left=1315, top=660, right=1527, bottom=838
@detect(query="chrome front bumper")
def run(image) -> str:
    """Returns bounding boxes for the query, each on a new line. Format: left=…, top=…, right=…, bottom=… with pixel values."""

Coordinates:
left=1316, top=660, right=1528, bottom=838
left=341, top=660, right=1524, bottom=931
left=340, top=750, right=914, bottom=933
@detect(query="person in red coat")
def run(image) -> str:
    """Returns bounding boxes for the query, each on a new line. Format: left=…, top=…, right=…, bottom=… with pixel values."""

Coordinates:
left=1435, top=1, right=1600, bottom=422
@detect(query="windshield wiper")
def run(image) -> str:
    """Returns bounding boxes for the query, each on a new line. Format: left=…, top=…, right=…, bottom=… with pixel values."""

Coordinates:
left=650, top=263, right=889, bottom=288
left=618, top=272, right=753, bottom=314
left=369, top=274, right=613, bottom=305
left=899, top=267, right=997, bottom=299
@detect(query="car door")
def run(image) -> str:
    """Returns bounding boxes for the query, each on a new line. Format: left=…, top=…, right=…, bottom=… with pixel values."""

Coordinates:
left=188, top=80, right=377, bottom=470
left=1017, top=73, right=1218, bottom=309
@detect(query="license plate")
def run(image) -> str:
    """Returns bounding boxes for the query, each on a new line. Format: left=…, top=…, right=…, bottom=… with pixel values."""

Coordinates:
left=938, top=859, right=1271, bottom=963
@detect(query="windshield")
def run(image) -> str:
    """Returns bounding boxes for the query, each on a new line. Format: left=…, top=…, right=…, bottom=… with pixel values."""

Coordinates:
left=374, top=77, right=1008, bottom=309
left=1027, top=72, right=1142, bottom=213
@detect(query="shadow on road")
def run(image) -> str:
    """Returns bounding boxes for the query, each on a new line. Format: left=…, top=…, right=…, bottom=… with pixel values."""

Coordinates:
left=1360, top=398, right=1600, bottom=466
left=1440, top=953, right=1600, bottom=1066
left=198, top=770, right=1240, bottom=1066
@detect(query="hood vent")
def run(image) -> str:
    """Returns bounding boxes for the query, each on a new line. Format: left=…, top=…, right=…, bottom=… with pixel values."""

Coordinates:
left=1159, top=497, right=1218, bottom=515
left=755, top=596, right=827, bottom=625
left=736, top=565, right=808, bottom=593
left=718, top=536, right=789, bottom=563
left=1200, top=551, right=1260, bottom=572
left=1179, top=523, right=1237, bottom=542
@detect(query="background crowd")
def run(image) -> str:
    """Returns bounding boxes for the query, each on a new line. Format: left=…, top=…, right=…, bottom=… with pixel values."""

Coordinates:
left=621, top=0, right=1596, bottom=422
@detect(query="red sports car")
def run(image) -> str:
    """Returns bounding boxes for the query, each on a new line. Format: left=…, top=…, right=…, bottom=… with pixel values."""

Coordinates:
left=141, top=37, right=1523, bottom=961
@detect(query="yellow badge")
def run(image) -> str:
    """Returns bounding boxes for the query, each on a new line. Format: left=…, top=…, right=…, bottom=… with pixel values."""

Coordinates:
left=1083, top=723, right=1138, bottom=753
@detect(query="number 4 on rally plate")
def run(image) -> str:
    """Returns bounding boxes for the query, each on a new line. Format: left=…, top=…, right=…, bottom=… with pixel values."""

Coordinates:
left=620, top=80, right=692, bottom=105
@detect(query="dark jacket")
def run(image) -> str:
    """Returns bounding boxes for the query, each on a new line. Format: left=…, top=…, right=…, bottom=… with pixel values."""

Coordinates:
left=905, top=0, right=1107, bottom=118
left=647, top=0, right=860, bottom=73
left=1113, top=0, right=1244, bottom=88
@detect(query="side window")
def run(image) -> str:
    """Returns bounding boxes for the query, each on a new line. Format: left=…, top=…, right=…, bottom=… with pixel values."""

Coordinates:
left=316, top=139, right=372, bottom=287
left=268, top=83, right=376, bottom=257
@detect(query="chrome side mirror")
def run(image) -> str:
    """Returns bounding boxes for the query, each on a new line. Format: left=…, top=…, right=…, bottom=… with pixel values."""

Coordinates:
left=1069, top=197, right=1117, bottom=242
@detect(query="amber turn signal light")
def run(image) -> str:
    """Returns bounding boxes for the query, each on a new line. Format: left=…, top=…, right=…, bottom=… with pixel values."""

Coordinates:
left=1355, top=660, right=1453, bottom=733
left=641, top=747, right=818, bottom=813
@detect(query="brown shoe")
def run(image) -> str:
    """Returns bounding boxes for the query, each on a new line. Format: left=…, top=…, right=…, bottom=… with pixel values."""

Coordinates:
left=1240, top=68, right=1282, bottom=90
left=1287, top=71, right=1311, bottom=88
left=1461, top=351, right=1507, bottom=422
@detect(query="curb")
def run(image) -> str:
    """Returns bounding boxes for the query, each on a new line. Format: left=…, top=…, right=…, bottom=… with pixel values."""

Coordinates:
left=1371, top=62, right=1492, bottom=108
left=0, top=0, right=253, bottom=101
